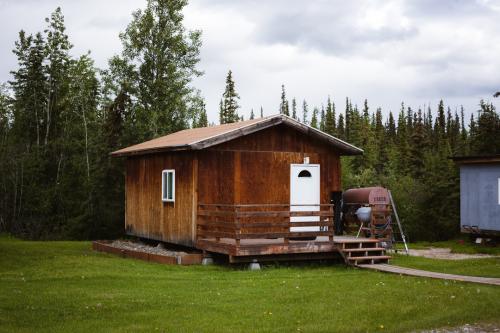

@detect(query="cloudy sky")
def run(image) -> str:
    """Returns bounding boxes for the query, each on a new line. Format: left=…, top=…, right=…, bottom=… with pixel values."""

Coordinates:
left=1, top=0, right=499, bottom=123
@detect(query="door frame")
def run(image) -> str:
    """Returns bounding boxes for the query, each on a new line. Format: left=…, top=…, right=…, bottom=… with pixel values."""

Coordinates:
left=290, top=163, right=321, bottom=232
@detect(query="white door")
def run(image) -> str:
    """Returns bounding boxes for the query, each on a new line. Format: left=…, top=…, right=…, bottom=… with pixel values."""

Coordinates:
left=290, top=164, right=320, bottom=232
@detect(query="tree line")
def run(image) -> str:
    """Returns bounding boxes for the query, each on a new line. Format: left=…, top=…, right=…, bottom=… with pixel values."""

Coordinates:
left=0, top=1, right=207, bottom=239
left=1, top=1, right=499, bottom=241
left=219, top=73, right=500, bottom=241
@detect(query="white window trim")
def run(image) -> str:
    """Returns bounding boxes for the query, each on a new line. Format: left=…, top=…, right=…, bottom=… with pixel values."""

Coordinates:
left=162, top=169, right=175, bottom=202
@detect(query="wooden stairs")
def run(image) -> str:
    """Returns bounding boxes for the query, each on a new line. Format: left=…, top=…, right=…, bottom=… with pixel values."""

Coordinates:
left=335, top=237, right=391, bottom=266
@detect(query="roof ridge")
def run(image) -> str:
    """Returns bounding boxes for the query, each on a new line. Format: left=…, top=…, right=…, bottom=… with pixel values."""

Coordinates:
left=111, top=114, right=363, bottom=157
left=187, top=115, right=280, bottom=146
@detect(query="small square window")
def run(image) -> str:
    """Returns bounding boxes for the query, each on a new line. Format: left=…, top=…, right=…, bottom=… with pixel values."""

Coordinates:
left=162, top=170, right=175, bottom=202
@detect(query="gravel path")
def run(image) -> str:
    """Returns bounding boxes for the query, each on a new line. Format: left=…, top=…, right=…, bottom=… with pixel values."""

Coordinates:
left=407, top=248, right=497, bottom=260
left=110, top=240, right=189, bottom=257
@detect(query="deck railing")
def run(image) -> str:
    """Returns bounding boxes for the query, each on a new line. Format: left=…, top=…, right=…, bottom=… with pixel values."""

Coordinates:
left=197, top=204, right=335, bottom=246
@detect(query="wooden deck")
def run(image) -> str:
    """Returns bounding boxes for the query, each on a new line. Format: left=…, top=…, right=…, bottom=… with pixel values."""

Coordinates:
left=196, top=204, right=337, bottom=261
left=197, top=236, right=337, bottom=257
left=196, top=204, right=392, bottom=264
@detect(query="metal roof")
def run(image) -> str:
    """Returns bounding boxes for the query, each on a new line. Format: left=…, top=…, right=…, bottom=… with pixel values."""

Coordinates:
left=111, top=114, right=364, bottom=157
left=451, top=154, right=500, bottom=164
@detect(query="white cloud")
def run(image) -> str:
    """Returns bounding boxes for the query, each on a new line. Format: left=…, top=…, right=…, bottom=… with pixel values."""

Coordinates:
left=0, top=0, right=499, bottom=123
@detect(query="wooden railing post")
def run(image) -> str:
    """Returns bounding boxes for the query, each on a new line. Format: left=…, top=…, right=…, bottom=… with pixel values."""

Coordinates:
left=235, top=205, right=241, bottom=247
left=329, top=204, right=334, bottom=242
left=284, top=209, right=289, bottom=245
left=215, top=205, right=220, bottom=243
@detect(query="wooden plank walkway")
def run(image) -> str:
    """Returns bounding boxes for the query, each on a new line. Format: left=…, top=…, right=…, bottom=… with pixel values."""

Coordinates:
left=358, top=264, right=500, bottom=286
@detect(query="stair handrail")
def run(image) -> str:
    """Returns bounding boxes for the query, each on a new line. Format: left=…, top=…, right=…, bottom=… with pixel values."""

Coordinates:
left=388, top=190, right=409, bottom=255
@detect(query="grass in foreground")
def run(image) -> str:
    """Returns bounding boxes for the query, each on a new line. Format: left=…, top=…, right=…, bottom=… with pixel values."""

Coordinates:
left=1, top=235, right=499, bottom=333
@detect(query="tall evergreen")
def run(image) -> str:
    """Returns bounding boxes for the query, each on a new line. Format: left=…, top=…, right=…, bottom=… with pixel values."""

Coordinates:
left=220, top=70, right=240, bottom=124
left=310, top=107, right=319, bottom=129
left=409, top=108, right=426, bottom=178
left=337, top=113, right=345, bottom=140
left=436, top=100, right=446, bottom=141
left=302, top=100, right=309, bottom=125
left=324, top=97, right=335, bottom=135
left=470, top=100, right=500, bottom=154
left=386, top=113, right=397, bottom=149
left=319, top=106, right=325, bottom=131
left=291, top=98, right=297, bottom=119
left=459, top=106, right=468, bottom=155
left=279, top=84, right=289, bottom=116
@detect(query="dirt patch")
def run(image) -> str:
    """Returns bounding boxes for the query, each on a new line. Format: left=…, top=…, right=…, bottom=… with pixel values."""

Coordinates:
left=417, top=322, right=500, bottom=332
left=407, top=247, right=497, bottom=260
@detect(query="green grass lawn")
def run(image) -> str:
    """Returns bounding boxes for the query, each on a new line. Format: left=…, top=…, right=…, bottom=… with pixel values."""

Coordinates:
left=1, top=235, right=499, bottom=333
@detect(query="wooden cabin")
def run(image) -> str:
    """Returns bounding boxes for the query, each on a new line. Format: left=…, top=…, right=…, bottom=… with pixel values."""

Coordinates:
left=112, top=115, right=379, bottom=263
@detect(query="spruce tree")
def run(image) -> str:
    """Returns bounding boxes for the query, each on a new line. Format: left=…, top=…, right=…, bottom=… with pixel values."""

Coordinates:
left=324, top=96, right=335, bottom=135
left=337, top=113, right=345, bottom=140
left=436, top=100, right=446, bottom=141
left=302, top=100, right=308, bottom=125
left=459, top=106, right=468, bottom=155
left=320, top=106, right=325, bottom=131
left=220, top=70, right=240, bottom=124
left=409, top=108, right=426, bottom=177
left=291, top=98, right=297, bottom=119
left=310, top=107, right=319, bottom=129
left=250, top=109, right=255, bottom=120
left=387, top=112, right=396, bottom=143
left=10, top=31, right=47, bottom=147
left=344, top=98, right=351, bottom=141
left=218, top=99, right=224, bottom=124
left=279, top=84, right=289, bottom=116
left=470, top=100, right=500, bottom=154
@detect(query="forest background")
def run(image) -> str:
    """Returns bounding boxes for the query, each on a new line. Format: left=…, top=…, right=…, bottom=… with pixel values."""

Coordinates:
left=0, top=0, right=499, bottom=241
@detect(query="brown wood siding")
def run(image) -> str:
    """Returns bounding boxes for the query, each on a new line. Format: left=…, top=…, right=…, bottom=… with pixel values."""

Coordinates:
left=209, top=124, right=341, bottom=155
left=236, top=151, right=339, bottom=205
left=125, top=152, right=196, bottom=246
left=199, top=124, right=342, bottom=205
left=124, top=124, right=343, bottom=247
left=198, top=152, right=340, bottom=206
left=197, top=150, right=235, bottom=204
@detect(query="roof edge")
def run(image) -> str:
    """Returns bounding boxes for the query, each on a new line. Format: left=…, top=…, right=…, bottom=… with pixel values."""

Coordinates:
left=451, top=154, right=500, bottom=164
left=111, top=114, right=363, bottom=157
left=189, top=116, right=283, bottom=150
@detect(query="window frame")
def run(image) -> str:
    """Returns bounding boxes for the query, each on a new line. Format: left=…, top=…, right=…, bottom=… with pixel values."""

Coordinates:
left=162, top=169, right=175, bottom=202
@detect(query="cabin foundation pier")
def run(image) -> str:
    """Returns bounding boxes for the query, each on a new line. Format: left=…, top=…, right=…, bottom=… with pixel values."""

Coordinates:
left=248, top=259, right=261, bottom=270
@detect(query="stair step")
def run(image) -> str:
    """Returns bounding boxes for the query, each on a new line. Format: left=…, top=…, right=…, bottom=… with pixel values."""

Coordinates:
left=342, top=247, right=385, bottom=253
left=334, top=238, right=380, bottom=243
left=347, top=255, right=391, bottom=261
